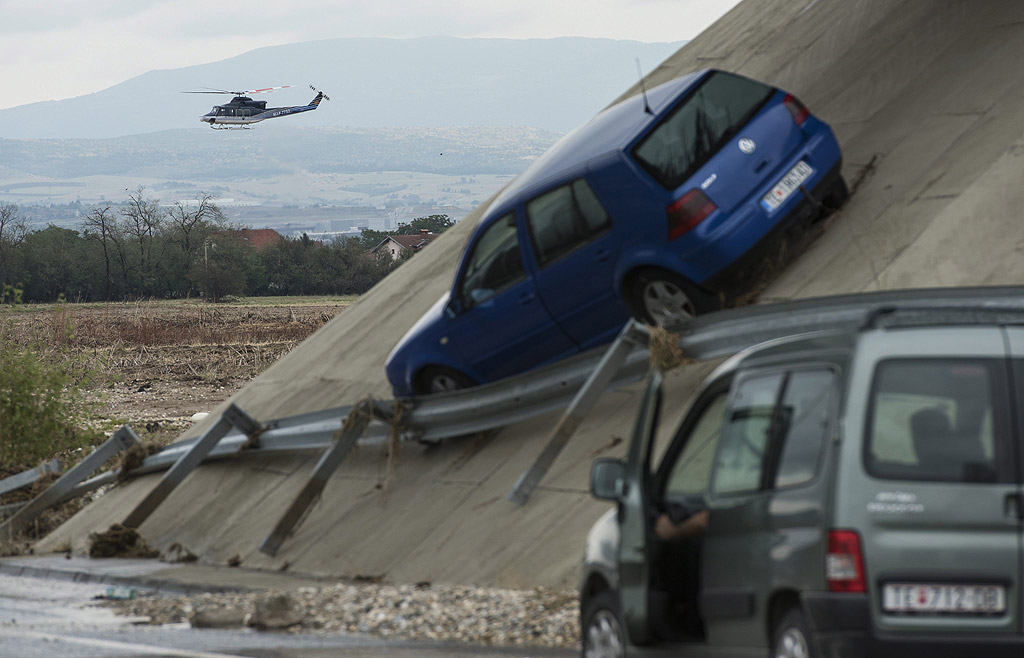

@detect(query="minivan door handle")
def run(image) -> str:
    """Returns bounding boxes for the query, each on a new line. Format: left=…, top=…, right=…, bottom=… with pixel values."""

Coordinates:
left=1004, top=492, right=1024, bottom=521
left=518, top=292, right=535, bottom=305
left=596, top=249, right=611, bottom=263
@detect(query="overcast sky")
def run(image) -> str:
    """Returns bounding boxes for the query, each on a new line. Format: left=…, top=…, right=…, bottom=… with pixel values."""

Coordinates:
left=0, top=0, right=740, bottom=110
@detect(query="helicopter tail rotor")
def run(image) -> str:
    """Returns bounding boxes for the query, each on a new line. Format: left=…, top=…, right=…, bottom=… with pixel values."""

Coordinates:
left=310, top=84, right=330, bottom=102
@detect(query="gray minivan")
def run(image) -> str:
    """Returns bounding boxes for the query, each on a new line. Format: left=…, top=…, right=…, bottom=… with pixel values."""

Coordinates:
left=582, top=310, right=1024, bottom=657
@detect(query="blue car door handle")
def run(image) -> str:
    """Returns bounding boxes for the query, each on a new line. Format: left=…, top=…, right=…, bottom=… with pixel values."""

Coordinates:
left=596, top=249, right=611, bottom=263
left=519, top=292, right=535, bottom=305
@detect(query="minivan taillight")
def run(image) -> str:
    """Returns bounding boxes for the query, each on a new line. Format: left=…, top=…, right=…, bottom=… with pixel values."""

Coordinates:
left=667, top=189, right=717, bottom=241
left=783, top=93, right=810, bottom=126
left=826, top=530, right=866, bottom=592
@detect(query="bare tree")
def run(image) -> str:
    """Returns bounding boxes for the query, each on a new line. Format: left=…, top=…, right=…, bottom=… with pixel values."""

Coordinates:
left=0, top=202, right=28, bottom=281
left=167, top=193, right=222, bottom=255
left=120, top=187, right=164, bottom=294
left=82, top=205, right=122, bottom=300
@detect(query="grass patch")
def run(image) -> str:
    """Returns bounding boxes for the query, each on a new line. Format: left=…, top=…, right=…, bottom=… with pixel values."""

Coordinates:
left=1, top=301, right=105, bottom=470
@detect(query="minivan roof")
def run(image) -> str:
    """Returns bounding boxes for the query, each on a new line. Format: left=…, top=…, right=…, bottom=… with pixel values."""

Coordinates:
left=722, top=330, right=857, bottom=375
left=485, top=69, right=709, bottom=218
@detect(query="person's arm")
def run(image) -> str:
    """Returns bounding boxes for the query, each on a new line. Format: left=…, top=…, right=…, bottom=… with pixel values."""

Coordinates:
left=654, top=509, right=708, bottom=542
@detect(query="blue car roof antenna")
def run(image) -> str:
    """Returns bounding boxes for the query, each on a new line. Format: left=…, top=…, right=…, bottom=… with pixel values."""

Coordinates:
left=635, top=58, right=654, bottom=116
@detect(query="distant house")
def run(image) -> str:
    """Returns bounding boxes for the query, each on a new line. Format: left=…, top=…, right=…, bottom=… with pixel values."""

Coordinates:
left=233, top=228, right=284, bottom=252
left=369, top=229, right=440, bottom=260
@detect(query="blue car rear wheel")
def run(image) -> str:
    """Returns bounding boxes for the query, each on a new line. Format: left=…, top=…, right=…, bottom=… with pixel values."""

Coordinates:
left=628, top=269, right=717, bottom=328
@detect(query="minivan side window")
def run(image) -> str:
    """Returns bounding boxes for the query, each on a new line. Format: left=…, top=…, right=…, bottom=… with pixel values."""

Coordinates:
left=632, top=71, right=774, bottom=190
left=525, top=178, right=611, bottom=268
left=772, top=369, right=834, bottom=488
left=711, top=373, right=783, bottom=496
left=866, top=359, right=1012, bottom=484
left=664, top=392, right=729, bottom=496
left=456, top=213, right=525, bottom=307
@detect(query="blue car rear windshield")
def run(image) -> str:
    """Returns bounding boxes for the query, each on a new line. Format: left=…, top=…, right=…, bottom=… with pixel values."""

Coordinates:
left=632, top=71, right=774, bottom=190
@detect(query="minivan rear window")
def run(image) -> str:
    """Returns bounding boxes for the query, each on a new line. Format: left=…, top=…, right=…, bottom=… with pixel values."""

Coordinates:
left=865, top=359, right=1013, bottom=484
left=632, top=71, right=774, bottom=190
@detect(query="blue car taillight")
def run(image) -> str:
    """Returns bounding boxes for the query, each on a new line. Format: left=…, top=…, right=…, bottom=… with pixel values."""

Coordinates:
left=667, top=189, right=717, bottom=241
left=783, top=93, right=810, bottom=126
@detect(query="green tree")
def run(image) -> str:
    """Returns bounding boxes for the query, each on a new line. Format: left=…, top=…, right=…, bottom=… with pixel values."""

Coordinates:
left=189, top=233, right=254, bottom=302
left=18, top=226, right=91, bottom=302
left=394, top=214, right=453, bottom=235
left=357, top=228, right=390, bottom=250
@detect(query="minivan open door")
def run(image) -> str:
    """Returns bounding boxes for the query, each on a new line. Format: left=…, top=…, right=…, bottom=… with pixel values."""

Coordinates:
left=618, top=369, right=663, bottom=645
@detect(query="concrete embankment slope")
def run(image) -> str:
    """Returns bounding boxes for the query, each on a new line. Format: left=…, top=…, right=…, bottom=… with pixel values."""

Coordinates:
left=39, top=0, right=1024, bottom=587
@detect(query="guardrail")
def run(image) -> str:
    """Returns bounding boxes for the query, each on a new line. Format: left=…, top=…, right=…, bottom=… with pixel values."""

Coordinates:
left=12, top=286, right=1024, bottom=553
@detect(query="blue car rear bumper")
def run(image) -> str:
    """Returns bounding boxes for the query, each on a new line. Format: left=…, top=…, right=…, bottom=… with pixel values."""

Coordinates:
left=686, top=126, right=843, bottom=287
left=701, top=157, right=843, bottom=296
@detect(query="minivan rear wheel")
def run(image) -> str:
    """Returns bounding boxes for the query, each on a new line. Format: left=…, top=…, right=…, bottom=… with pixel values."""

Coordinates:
left=772, top=608, right=816, bottom=658
left=581, top=591, right=625, bottom=658
left=627, top=269, right=716, bottom=327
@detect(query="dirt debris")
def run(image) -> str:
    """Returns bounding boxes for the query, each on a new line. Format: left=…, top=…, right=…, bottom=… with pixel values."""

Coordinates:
left=87, top=523, right=159, bottom=559
left=647, top=324, right=690, bottom=371
left=106, top=581, right=581, bottom=648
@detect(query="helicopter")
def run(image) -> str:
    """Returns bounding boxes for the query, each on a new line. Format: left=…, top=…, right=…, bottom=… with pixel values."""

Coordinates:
left=184, top=85, right=330, bottom=129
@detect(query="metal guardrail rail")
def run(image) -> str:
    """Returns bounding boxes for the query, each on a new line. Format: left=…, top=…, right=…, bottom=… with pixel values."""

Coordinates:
left=12, top=287, right=1024, bottom=551
left=0, top=460, right=61, bottom=498
left=0, top=427, right=138, bottom=541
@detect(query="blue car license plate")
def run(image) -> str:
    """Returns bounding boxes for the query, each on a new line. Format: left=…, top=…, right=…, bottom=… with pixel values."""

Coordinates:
left=761, top=160, right=813, bottom=211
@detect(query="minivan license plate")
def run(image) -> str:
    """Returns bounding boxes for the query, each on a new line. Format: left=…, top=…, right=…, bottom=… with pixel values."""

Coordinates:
left=883, top=583, right=1006, bottom=614
left=761, top=160, right=813, bottom=211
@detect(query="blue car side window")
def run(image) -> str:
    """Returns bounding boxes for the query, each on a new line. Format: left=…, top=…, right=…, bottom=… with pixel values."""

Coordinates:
left=456, top=213, right=525, bottom=308
left=526, top=178, right=611, bottom=268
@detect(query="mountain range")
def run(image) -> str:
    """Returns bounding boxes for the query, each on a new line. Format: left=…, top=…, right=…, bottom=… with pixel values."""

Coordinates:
left=0, top=36, right=685, bottom=140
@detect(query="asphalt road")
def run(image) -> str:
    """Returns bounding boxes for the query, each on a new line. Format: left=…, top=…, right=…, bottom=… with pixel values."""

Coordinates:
left=0, top=572, right=575, bottom=658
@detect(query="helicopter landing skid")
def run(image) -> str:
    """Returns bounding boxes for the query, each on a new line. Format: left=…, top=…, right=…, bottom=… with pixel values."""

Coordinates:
left=209, top=124, right=253, bottom=130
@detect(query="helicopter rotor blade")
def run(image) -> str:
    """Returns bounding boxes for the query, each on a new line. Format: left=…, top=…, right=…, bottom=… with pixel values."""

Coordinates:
left=242, top=85, right=293, bottom=94
left=182, top=85, right=293, bottom=95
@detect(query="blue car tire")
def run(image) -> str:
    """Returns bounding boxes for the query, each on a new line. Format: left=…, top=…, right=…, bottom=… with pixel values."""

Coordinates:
left=628, top=268, right=719, bottom=327
left=415, top=365, right=476, bottom=396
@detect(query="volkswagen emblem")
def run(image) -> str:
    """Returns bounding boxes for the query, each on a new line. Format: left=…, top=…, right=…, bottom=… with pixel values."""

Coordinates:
left=738, top=138, right=756, bottom=155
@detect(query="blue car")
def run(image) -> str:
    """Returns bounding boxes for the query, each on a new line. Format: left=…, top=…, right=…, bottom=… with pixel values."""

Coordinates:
left=386, top=69, right=846, bottom=396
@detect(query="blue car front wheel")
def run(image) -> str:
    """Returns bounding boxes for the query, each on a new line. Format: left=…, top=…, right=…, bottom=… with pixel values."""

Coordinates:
left=414, top=366, right=476, bottom=396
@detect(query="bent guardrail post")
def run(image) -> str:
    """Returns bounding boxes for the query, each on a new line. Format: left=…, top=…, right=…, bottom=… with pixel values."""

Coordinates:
left=0, top=459, right=62, bottom=498
left=508, top=320, right=650, bottom=506
left=259, top=399, right=386, bottom=556
left=0, top=427, right=138, bottom=541
left=122, top=403, right=261, bottom=529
